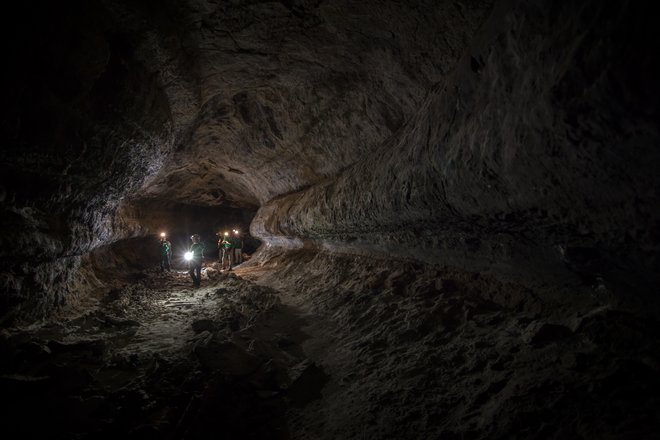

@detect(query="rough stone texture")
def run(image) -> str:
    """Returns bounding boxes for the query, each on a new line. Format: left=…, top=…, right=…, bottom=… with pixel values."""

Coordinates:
left=139, top=0, right=494, bottom=206
left=1, top=1, right=176, bottom=321
left=240, top=249, right=660, bottom=439
left=252, top=0, right=660, bottom=301
left=0, top=270, right=296, bottom=438
left=1, top=0, right=659, bottom=438
left=1, top=0, right=493, bottom=321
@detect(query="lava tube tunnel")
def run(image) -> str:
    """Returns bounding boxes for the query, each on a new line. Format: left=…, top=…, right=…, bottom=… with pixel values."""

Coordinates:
left=1, top=1, right=659, bottom=438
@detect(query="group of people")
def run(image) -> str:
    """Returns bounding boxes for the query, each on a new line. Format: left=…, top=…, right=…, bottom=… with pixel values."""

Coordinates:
left=218, top=229, right=244, bottom=271
left=158, top=229, right=245, bottom=287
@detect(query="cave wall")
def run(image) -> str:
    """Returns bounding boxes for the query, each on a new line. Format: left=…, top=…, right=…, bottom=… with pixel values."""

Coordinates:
left=252, top=0, right=660, bottom=300
left=1, top=0, right=495, bottom=322
left=1, top=1, right=658, bottom=436
left=0, top=1, right=178, bottom=322
left=2, top=0, right=658, bottom=322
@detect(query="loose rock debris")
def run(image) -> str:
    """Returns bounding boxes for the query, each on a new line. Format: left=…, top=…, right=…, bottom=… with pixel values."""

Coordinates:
left=2, top=255, right=660, bottom=440
left=240, top=249, right=660, bottom=440
left=0, top=265, right=316, bottom=439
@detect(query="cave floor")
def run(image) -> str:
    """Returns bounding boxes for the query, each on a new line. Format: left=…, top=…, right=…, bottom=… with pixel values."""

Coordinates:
left=239, top=250, right=660, bottom=439
left=0, top=264, right=314, bottom=439
left=2, top=257, right=660, bottom=439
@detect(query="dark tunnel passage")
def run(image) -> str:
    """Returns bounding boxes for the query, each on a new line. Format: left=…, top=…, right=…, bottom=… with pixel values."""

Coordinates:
left=1, top=0, right=660, bottom=438
left=85, top=200, right=263, bottom=286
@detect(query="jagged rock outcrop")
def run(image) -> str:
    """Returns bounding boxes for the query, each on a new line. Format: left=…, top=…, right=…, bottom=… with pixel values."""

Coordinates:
left=252, top=0, right=660, bottom=301
left=2, top=0, right=494, bottom=321
left=1, top=0, right=659, bottom=438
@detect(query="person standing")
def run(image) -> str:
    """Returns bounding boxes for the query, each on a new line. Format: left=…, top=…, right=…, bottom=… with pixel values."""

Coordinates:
left=159, top=236, right=172, bottom=272
left=188, top=234, right=205, bottom=287
left=220, top=231, right=234, bottom=271
left=217, top=233, right=224, bottom=262
left=232, top=229, right=243, bottom=265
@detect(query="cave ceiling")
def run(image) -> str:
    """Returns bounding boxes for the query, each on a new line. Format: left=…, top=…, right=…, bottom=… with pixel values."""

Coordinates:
left=97, top=0, right=494, bottom=208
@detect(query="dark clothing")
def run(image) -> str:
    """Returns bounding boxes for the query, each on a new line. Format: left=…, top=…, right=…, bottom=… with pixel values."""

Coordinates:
left=190, top=242, right=204, bottom=258
left=159, top=240, right=171, bottom=256
left=229, top=236, right=242, bottom=248
left=189, top=261, right=202, bottom=286
left=160, top=240, right=172, bottom=271
left=232, top=236, right=243, bottom=265
left=233, top=247, right=242, bottom=265
left=161, top=253, right=171, bottom=271
left=188, top=242, right=205, bottom=286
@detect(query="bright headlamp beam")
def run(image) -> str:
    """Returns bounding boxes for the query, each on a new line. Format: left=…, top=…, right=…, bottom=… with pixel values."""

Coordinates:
left=184, top=252, right=193, bottom=261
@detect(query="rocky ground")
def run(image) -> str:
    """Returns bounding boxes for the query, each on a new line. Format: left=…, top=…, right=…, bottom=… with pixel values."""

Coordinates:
left=2, top=253, right=659, bottom=439
left=241, top=249, right=660, bottom=440
left=0, top=264, right=314, bottom=439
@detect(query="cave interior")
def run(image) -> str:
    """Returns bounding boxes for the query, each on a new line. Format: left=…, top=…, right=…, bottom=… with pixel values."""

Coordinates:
left=1, top=0, right=659, bottom=438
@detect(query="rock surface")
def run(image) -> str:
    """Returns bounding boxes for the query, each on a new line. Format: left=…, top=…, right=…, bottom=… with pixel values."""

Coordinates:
left=0, top=268, right=300, bottom=438
left=240, top=249, right=660, bottom=439
left=251, top=0, right=660, bottom=300
left=1, top=0, right=659, bottom=438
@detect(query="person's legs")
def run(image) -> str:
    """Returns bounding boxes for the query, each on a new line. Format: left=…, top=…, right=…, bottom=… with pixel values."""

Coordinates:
left=227, top=249, right=234, bottom=270
left=194, top=264, right=201, bottom=286
left=223, top=248, right=233, bottom=270
left=189, top=261, right=201, bottom=285
left=221, top=249, right=228, bottom=269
